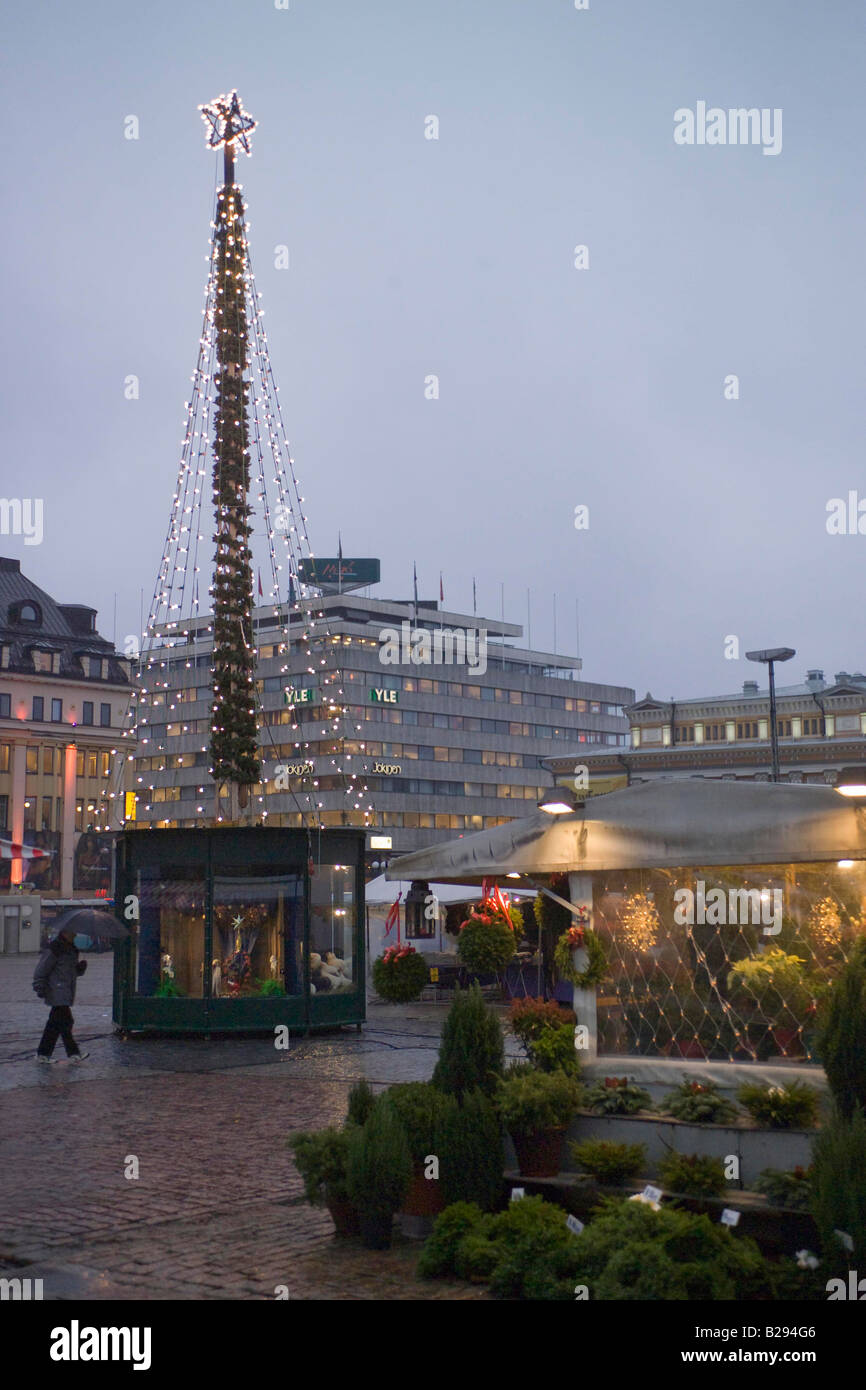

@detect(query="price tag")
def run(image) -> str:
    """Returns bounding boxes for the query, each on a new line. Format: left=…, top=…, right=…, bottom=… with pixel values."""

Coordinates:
left=720, top=1208, right=741, bottom=1227
left=510, top=1187, right=525, bottom=1202
left=835, top=1229, right=855, bottom=1252
left=566, top=1214, right=584, bottom=1236
left=641, top=1185, right=663, bottom=1204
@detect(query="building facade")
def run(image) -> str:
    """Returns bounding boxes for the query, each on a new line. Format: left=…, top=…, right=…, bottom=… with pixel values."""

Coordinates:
left=130, top=591, right=633, bottom=866
left=0, top=557, right=133, bottom=900
left=545, top=667, right=866, bottom=792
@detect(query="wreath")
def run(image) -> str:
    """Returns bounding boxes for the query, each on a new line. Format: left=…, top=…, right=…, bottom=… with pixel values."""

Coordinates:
left=554, top=921, right=607, bottom=988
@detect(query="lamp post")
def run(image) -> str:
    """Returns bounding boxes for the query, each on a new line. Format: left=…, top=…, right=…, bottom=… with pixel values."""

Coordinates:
left=745, top=647, right=795, bottom=783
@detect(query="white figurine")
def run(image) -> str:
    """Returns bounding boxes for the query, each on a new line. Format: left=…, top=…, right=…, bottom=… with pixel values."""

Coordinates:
left=269, top=953, right=279, bottom=979
left=161, top=953, right=175, bottom=980
left=211, top=958, right=222, bottom=998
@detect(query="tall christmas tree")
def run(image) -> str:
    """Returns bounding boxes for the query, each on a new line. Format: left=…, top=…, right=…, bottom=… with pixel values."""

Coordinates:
left=201, top=93, right=261, bottom=815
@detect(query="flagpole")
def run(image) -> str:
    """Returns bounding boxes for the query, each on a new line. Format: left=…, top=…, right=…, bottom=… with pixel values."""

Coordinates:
left=553, top=592, right=557, bottom=655
left=526, top=588, right=532, bottom=650
left=500, top=582, right=505, bottom=669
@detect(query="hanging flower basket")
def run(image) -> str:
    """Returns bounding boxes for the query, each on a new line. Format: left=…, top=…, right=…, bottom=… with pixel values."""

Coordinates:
left=456, top=894, right=520, bottom=975
left=372, top=945, right=428, bottom=1003
left=554, top=923, right=607, bottom=989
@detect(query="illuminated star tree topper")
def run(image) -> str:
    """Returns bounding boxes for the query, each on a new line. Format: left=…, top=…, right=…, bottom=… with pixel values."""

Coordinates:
left=199, top=91, right=256, bottom=181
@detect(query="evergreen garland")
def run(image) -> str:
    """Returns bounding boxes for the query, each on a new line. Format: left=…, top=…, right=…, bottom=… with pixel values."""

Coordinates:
left=209, top=179, right=261, bottom=804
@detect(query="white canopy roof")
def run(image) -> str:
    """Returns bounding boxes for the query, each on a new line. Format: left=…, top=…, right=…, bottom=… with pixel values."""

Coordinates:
left=386, top=780, right=866, bottom=882
left=365, top=873, right=534, bottom=905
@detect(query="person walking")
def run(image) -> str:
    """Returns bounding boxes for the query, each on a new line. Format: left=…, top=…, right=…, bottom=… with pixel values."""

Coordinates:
left=32, top=925, right=90, bottom=1063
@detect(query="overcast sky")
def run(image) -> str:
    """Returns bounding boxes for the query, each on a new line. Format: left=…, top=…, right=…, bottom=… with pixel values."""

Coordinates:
left=3, top=0, right=864, bottom=702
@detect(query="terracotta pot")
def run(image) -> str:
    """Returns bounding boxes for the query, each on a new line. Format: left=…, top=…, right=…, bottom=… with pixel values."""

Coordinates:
left=512, top=1126, right=566, bottom=1177
left=326, top=1193, right=360, bottom=1238
left=401, top=1166, right=445, bottom=1218
left=358, top=1210, right=394, bottom=1250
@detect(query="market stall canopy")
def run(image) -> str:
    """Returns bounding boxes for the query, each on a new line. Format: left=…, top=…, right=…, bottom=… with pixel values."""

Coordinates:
left=386, top=780, right=866, bottom=882
left=364, top=875, right=535, bottom=905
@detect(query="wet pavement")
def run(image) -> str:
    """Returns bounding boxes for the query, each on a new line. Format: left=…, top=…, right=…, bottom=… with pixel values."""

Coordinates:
left=0, top=953, right=509, bottom=1299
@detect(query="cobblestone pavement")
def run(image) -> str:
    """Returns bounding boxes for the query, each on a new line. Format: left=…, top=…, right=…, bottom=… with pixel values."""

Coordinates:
left=0, top=954, right=501, bottom=1300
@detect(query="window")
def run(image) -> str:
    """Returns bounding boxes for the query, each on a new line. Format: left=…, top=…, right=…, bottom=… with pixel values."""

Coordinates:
left=674, top=726, right=695, bottom=743
left=101, top=752, right=110, bottom=777
left=76, top=751, right=84, bottom=777
left=87, top=752, right=97, bottom=778
left=0, top=693, right=10, bottom=718
left=51, top=698, right=62, bottom=722
left=14, top=603, right=39, bottom=624
left=32, top=696, right=44, bottom=721
left=736, top=721, right=759, bottom=739
left=803, top=716, right=822, bottom=736
left=41, top=797, right=52, bottom=830
left=465, top=685, right=481, bottom=700
left=776, top=719, right=792, bottom=737
left=26, top=747, right=38, bottom=774
left=42, top=747, right=53, bottom=774
left=23, top=798, right=36, bottom=831
left=100, top=703, right=111, bottom=726
left=82, top=702, right=94, bottom=725
left=0, top=794, right=7, bottom=828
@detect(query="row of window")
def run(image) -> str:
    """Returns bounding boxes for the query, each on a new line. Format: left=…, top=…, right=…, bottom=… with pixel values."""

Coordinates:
left=0, top=794, right=113, bottom=833
left=662, top=716, right=834, bottom=744
left=146, top=662, right=623, bottom=716
left=261, top=776, right=549, bottom=800
left=0, top=744, right=112, bottom=778
left=140, top=809, right=516, bottom=832
left=259, top=707, right=620, bottom=743
left=0, top=693, right=113, bottom=725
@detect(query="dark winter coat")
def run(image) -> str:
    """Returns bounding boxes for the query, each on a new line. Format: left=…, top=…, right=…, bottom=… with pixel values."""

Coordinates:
left=32, top=936, right=87, bottom=1007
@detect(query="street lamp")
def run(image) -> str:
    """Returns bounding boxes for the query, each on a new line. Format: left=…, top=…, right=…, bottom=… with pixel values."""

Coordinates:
left=538, top=789, right=584, bottom=815
left=834, top=767, right=866, bottom=798
left=745, top=647, right=796, bottom=783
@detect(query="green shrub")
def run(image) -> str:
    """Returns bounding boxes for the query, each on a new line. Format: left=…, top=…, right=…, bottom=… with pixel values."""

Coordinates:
left=386, top=1082, right=449, bottom=1165
left=417, top=1202, right=485, bottom=1279
left=737, top=1079, right=821, bottom=1129
left=508, top=996, right=575, bottom=1047
left=346, top=1096, right=412, bottom=1220
left=372, top=946, right=428, bottom=1002
left=497, top=1068, right=582, bottom=1136
left=657, top=1151, right=727, bottom=1197
left=814, top=937, right=866, bottom=1119
left=437, top=1089, right=504, bottom=1211
left=585, top=1078, right=652, bottom=1115
left=662, top=1078, right=738, bottom=1125
left=456, top=916, right=517, bottom=975
left=570, top=1139, right=646, bottom=1184
left=568, top=1197, right=769, bottom=1301
left=527, top=1022, right=580, bottom=1076
left=154, top=978, right=184, bottom=997
left=289, top=1127, right=351, bottom=1205
left=728, top=948, right=816, bottom=1025
left=432, top=983, right=504, bottom=1099
left=346, top=1077, right=376, bottom=1127
left=811, top=1104, right=866, bottom=1274
left=754, top=1166, right=812, bottom=1212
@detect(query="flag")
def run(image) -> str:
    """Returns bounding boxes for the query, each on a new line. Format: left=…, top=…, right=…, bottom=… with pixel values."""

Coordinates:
left=338, top=533, right=343, bottom=594
left=472, top=577, right=477, bottom=615
left=412, top=562, right=418, bottom=620
left=257, top=569, right=263, bottom=599
left=439, top=572, right=444, bottom=603
left=385, top=892, right=402, bottom=936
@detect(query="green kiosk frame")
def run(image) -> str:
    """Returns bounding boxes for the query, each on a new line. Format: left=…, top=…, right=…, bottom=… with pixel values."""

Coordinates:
left=113, top=826, right=366, bottom=1034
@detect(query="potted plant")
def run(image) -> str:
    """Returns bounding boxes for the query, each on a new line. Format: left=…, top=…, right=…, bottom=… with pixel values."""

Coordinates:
left=372, top=944, right=428, bottom=1003
left=387, top=1082, right=448, bottom=1221
left=346, top=1096, right=412, bottom=1249
left=496, top=1068, right=582, bottom=1177
left=288, top=1127, right=359, bottom=1237
left=728, top=949, right=816, bottom=1057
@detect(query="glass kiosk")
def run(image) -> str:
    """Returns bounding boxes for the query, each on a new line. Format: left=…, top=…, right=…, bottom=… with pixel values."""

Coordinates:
left=112, top=826, right=365, bottom=1034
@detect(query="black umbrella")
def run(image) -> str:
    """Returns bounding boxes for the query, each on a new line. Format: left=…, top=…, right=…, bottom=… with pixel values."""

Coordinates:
left=51, top=908, right=129, bottom=941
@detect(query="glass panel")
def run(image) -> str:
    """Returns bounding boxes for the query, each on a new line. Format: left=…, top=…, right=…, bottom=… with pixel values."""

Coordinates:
left=308, top=864, right=356, bottom=995
left=134, top=867, right=206, bottom=997
left=213, top=872, right=304, bottom=999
